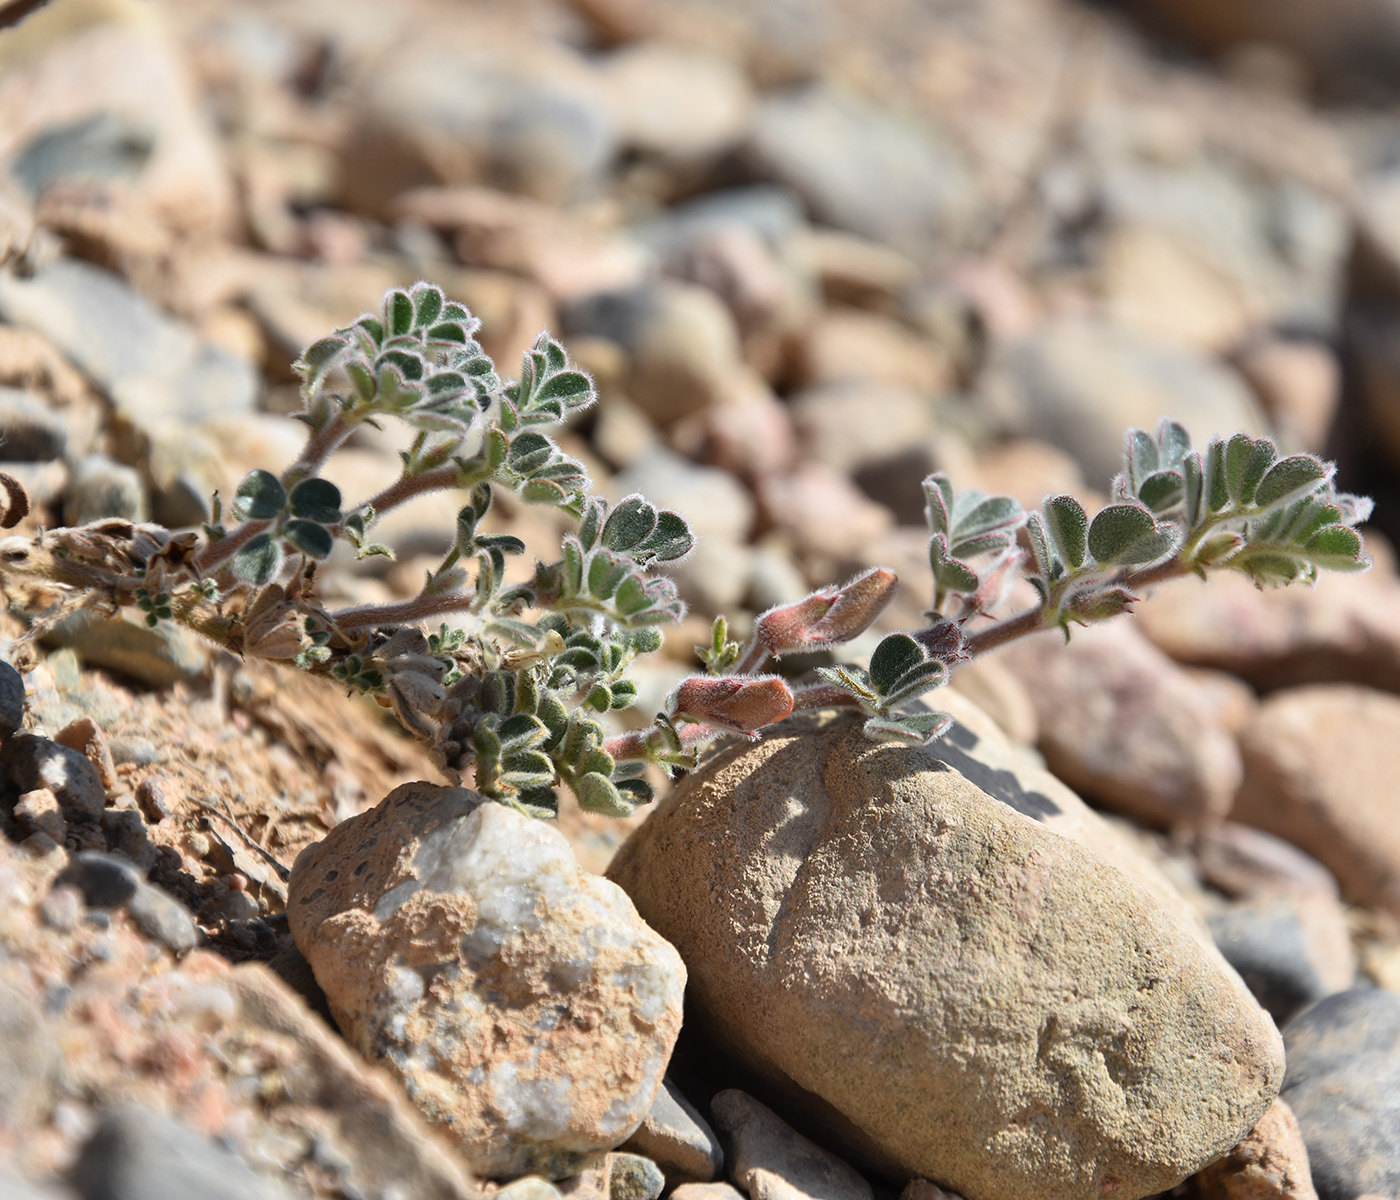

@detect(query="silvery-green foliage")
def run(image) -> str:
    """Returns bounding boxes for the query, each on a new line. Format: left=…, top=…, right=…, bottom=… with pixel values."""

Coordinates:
left=814, top=419, right=1371, bottom=745
left=2, top=275, right=1376, bottom=810
left=0, top=282, right=696, bottom=820
left=924, top=476, right=1026, bottom=616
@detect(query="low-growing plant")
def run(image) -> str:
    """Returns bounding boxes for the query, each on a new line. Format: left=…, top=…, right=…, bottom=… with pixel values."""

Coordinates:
left=0, top=283, right=1373, bottom=815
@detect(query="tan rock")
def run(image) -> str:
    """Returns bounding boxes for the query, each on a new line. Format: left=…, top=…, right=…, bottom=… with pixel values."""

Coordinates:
left=671, top=1185, right=746, bottom=1200
left=627, top=283, right=746, bottom=427
left=1234, top=337, right=1339, bottom=454
left=1135, top=567, right=1400, bottom=695
left=1101, top=223, right=1253, bottom=353
left=758, top=463, right=894, bottom=564
left=791, top=308, right=949, bottom=394
left=1234, top=684, right=1400, bottom=918
left=599, top=42, right=753, bottom=161
left=0, top=0, right=234, bottom=235
left=1000, top=619, right=1243, bottom=828
left=1196, top=1098, right=1317, bottom=1200
left=288, top=783, right=686, bottom=1179
left=609, top=703, right=1283, bottom=1200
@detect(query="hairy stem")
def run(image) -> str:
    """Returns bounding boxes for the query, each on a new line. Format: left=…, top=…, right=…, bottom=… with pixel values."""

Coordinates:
left=289, top=412, right=353, bottom=480
left=352, top=463, right=466, bottom=523
left=790, top=681, right=864, bottom=711
left=328, top=590, right=479, bottom=633
left=731, top=638, right=771, bottom=676
left=963, top=556, right=1192, bottom=657
left=604, top=721, right=717, bottom=761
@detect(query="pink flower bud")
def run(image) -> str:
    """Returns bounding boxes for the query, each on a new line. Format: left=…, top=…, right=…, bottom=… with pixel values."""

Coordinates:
left=755, top=568, right=897, bottom=656
left=667, top=675, right=795, bottom=735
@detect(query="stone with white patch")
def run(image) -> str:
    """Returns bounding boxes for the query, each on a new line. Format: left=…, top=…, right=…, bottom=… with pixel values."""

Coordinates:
left=288, top=782, right=685, bottom=1179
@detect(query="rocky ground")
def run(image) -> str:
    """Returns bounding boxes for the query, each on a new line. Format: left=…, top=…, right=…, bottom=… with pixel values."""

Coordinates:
left=4, top=0, right=1400, bottom=1198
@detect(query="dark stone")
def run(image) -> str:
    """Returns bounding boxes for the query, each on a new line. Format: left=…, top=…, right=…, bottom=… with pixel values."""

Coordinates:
left=0, top=658, right=26, bottom=737
left=56, top=852, right=141, bottom=908
left=101, top=808, right=157, bottom=872
left=1282, top=987, right=1400, bottom=1200
left=1208, top=899, right=1344, bottom=1025
left=69, top=1104, right=294, bottom=1200
left=1, top=733, right=106, bottom=820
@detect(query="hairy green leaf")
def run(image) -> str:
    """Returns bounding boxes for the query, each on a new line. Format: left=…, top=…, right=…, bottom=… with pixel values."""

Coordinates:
left=1043, top=495, right=1088, bottom=570
left=1136, top=470, right=1184, bottom=514
left=386, top=289, right=414, bottom=338
left=1254, top=455, right=1328, bottom=511
left=288, top=478, right=342, bottom=523
left=233, top=470, right=286, bottom=522
left=601, top=495, right=657, bottom=553
left=1306, top=524, right=1369, bottom=571
left=230, top=533, right=282, bottom=584
left=413, top=284, right=444, bottom=327
left=862, top=711, right=953, bottom=744
left=576, top=771, right=635, bottom=817
left=868, top=634, right=927, bottom=693
left=1087, top=503, right=1164, bottom=565
left=283, top=520, right=334, bottom=560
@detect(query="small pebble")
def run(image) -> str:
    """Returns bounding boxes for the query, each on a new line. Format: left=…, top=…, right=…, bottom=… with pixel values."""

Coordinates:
left=69, top=1103, right=295, bottom=1200
left=623, top=1077, right=723, bottom=1184
left=134, top=777, right=172, bottom=822
left=107, top=736, right=160, bottom=767
left=15, top=788, right=67, bottom=843
left=609, top=1153, right=666, bottom=1200
left=497, top=1177, right=565, bottom=1200
left=54, top=716, right=120, bottom=793
left=127, top=883, right=200, bottom=953
left=100, top=808, right=157, bottom=872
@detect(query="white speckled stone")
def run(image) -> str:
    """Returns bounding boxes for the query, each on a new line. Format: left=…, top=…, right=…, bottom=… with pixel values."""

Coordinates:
left=288, top=783, right=686, bottom=1179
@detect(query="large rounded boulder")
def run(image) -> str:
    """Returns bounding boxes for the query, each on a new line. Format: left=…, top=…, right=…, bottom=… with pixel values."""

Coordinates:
left=607, top=704, right=1282, bottom=1200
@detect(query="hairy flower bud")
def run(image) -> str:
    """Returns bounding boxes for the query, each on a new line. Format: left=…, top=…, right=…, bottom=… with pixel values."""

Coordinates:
left=754, top=568, right=897, bottom=657
left=667, top=674, right=795, bottom=735
left=911, top=619, right=968, bottom=665
left=1065, top=585, right=1138, bottom=624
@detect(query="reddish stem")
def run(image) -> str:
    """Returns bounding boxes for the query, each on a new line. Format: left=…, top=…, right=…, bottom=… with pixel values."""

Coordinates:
left=790, top=681, right=863, bottom=711
left=355, top=464, right=463, bottom=523
left=604, top=721, right=717, bottom=761
left=963, top=557, right=1192, bottom=658
left=329, top=590, right=477, bottom=633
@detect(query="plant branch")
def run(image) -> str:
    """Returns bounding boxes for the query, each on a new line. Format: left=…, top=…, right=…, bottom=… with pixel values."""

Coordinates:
left=604, top=721, right=717, bottom=761
left=353, top=463, right=466, bottom=522
left=790, top=681, right=865, bottom=711
left=963, top=556, right=1193, bottom=657
left=288, top=412, right=352, bottom=480
left=328, top=589, right=479, bottom=633
left=731, top=638, right=771, bottom=676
